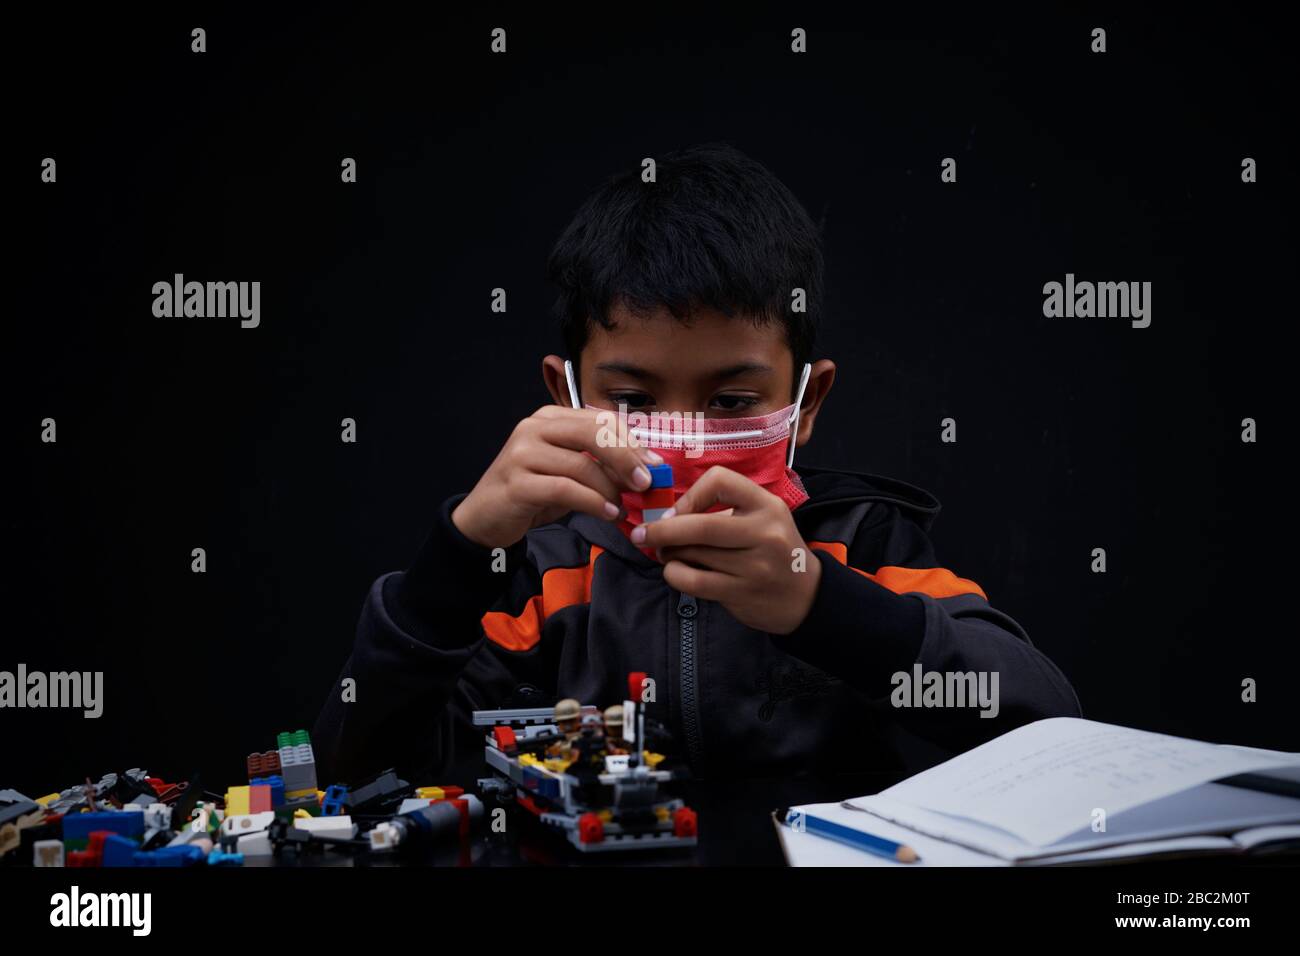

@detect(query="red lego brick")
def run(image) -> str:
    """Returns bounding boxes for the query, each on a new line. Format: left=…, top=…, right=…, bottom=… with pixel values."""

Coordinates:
left=577, top=812, right=604, bottom=844
left=67, top=830, right=112, bottom=867
left=641, top=486, right=674, bottom=510
left=515, top=793, right=545, bottom=817
left=449, top=798, right=473, bottom=838
left=248, top=784, right=272, bottom=814
left=492, top=726, right=517, bottom=753
left=673, top=807, right=698, bottom=838
left=628, top=672, right=648, bottom=701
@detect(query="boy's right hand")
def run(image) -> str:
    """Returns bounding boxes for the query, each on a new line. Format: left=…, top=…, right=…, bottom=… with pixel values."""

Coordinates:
left=451, top=405, right=661, bottom=550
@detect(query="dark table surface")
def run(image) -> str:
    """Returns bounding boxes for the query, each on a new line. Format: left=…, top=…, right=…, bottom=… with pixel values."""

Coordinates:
left=251, top=772, right=902, bottom=867
left=243, top=769, right=1300, bottom=868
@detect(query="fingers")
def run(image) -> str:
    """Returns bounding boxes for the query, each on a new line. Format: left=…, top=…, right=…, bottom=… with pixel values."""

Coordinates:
left=526, top=406, right=661, bottom=491
left=525, top=444, right=623, bottom=510
left=661, top=559, right=742, bottom=602
left=511, top=472, right=621, bottom=523
left=657, top=544, right=751, bottom=576
left=671, top=465, right=777, bottom=516
left=634, top=512, right=754, bottom=549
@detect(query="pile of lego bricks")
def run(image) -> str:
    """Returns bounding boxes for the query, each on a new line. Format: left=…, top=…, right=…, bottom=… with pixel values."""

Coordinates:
left=0, top=729, right=482, bottom=867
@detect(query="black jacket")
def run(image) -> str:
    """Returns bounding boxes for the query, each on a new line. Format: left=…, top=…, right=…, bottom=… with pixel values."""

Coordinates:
left=313, top=465, right=1082, bottom=788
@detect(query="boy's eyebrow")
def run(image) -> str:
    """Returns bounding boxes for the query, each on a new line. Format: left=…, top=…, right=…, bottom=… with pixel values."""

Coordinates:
left=593, top=361, right=774, bottom=380
left=709, top=362, right=774, bottom=379
left=594, top=361, right=656, bottom=379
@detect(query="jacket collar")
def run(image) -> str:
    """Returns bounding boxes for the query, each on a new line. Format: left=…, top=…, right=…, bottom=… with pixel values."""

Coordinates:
left=566, top=511, right=662, bottom=569
left=793, top=465, right=942, bottom=532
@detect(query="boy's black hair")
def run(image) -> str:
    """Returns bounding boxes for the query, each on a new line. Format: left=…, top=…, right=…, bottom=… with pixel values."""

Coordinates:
left=546, top=141, right=825, bottom=382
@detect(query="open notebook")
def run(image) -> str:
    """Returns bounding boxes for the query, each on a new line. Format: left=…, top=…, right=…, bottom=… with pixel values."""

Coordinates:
left=777, top=718, right=1300, bottom=866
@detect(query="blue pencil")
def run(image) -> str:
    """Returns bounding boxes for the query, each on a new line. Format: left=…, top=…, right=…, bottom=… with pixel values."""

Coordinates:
left=778, top=807, right=920, bottom=863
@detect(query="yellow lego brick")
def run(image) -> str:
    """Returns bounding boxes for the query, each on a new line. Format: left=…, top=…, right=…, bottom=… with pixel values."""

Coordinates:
left=224, top=785, right=250, bottom=817
left=35, top=793, right=60, bottom=807
left=293, top=809, right=311, bottom=820
left=416, top=786, right=446, bottom=800
left=643, top=751, right=665, bottom=768
left=284, top=787, right=316, bottom=800
left=654, top=806, right=671, bottom=822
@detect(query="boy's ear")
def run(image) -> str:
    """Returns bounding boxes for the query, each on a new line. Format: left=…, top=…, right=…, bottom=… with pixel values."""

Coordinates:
left=794, top=359, right=836, bottom=448
left=541, top=355, right=574, bottom=407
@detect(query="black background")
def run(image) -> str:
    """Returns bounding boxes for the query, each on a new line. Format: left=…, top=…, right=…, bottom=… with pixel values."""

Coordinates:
left=5, top=5, right=1295, bottom=796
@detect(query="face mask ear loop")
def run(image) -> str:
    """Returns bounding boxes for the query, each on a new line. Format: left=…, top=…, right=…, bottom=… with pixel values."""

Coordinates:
left=563, top=359, right=582, bottom=409
left=786, top=362, right=813, bottom=469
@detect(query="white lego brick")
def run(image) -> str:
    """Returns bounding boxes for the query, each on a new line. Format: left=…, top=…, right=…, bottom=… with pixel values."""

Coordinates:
left=623, top=700, right=636, bottom=743
left=220, top=811, right=276, bottom=838
left=294, top=815, right=354, bottom=840
left=604, top=754, right=630, bottom=774
left=236, top=831, right=273, bottom=857
left=397, top=797, right=434, bottom=814
left=143, top=803, right=171, bottom=830
left=33, top=839, right=64, bottom=867
left=368, top=822, right=401, bottom=851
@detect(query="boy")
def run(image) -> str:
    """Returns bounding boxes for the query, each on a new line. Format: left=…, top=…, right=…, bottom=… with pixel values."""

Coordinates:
left=313, top=142, right=1081, bottom=787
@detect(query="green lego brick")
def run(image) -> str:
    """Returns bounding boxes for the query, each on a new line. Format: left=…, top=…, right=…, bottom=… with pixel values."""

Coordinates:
left=276, top=729, right=310, bottom=748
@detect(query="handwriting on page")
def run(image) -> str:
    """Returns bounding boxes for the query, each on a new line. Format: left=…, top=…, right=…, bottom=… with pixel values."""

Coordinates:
left=882, top=718, right=1297, bottom=846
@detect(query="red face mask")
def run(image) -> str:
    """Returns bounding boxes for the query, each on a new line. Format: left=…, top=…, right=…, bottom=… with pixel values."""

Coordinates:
left=565, top=361, right=812, bottom=552
left=616, top=401, right=810, bottom=522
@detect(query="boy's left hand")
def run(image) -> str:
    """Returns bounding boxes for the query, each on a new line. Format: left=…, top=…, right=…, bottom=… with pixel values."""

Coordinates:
left=630, top=466, right=821, bottom=635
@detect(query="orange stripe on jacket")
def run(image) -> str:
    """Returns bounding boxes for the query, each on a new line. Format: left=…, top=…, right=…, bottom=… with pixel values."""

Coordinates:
left=807, top=540, right=988, bottom=601
left=481, top=545, right=605, bottom=651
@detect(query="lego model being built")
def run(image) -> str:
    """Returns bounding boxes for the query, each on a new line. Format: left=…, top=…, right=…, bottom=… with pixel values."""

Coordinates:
left=474, top=672, right=699, bottom=852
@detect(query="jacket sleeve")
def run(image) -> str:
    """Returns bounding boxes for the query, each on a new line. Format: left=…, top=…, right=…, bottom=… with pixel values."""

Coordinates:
left=312, top=493, right=552, bottom=788
left=772, top=502, right=1082, bottom=754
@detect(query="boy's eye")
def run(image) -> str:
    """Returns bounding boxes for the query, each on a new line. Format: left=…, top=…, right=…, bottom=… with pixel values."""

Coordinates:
left=609, top=392, right=654, bottom=409
left=709, top=393, right=761, bottom=412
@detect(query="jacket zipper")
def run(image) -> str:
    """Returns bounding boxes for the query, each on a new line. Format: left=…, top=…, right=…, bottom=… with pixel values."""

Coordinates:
left=677, top=590, right=705, bottom=774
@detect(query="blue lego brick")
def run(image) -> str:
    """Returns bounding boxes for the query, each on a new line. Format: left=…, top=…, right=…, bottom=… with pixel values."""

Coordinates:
left=63, top=810, right=145, bottom=844
left=522, top=766, right=560, bottom=799
left=646, top=463, right=674, bottom=488
left=321, top=785, right=348, bottom=817
left=101, top=834, right=140, bottom=868
left=134, top=844, right=206, bottom=867
left=251, top=775, right=285, bottom=807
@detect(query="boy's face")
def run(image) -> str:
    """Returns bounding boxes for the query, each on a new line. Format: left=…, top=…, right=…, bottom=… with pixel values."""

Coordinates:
left=542, top=302, right=835, bottom=448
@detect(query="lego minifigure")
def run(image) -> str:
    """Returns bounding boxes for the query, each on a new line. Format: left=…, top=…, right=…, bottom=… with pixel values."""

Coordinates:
left=554, top=698, right=582, bottom=742
left=566, top=714, right=607, bottom=771
left=602, top=705, right=628, bottom=755
left=544, top=698, right=584, bottom=759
